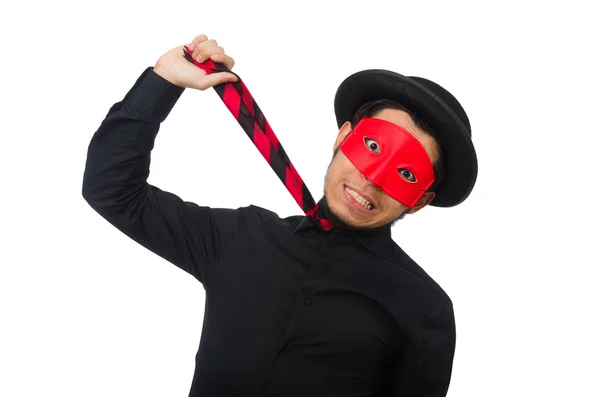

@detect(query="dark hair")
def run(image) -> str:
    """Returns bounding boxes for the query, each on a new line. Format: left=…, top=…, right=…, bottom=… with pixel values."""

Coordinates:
left=350, top=98, right=445, bottom=193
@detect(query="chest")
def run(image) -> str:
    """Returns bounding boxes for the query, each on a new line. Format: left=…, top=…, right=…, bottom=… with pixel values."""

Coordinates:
left=206, top=229, right=403, bottom=362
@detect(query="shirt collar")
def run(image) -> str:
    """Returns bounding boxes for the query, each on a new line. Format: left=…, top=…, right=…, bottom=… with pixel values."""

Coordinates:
left=295, top=196, right=394, bottom=259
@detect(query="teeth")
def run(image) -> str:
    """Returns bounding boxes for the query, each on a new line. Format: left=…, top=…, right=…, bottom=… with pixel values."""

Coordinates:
left=345, top=186, right=374, bottom=210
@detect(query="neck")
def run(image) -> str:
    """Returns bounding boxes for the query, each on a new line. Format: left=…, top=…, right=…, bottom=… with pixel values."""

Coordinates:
left=316, top=195, right=394, bottom=236
left=316, top=196, right=348, bottom=230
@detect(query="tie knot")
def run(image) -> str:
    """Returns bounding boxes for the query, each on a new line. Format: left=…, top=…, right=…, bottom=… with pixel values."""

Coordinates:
left=307, top=206, right=333, bottom=231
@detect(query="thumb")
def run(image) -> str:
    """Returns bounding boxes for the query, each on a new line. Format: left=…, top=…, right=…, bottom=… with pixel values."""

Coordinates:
left=196, top=72, right=239, bottom=90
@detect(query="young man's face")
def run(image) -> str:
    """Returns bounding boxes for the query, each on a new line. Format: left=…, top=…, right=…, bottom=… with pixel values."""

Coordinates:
left=324, top=108, right=440, bottom=230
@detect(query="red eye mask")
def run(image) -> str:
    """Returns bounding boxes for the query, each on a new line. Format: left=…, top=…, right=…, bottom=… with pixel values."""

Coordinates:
left=339, top=117, right=435, bottom=208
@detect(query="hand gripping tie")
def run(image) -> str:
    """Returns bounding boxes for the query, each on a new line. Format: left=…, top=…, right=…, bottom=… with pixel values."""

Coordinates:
left=183, top=46, right=333, bottom=231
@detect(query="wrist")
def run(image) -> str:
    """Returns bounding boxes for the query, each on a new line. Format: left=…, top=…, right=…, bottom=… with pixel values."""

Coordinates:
left=152, top=65, right=182, bottom=88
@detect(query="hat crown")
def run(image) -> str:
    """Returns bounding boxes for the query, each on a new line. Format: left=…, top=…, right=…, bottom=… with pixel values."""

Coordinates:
left=407, top=76, right=471, bottom=136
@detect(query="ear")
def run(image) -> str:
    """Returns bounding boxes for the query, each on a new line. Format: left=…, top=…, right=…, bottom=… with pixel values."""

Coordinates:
left=333, top=121, right=353, bottom=152
left=407, top=191, right=436, bottom=214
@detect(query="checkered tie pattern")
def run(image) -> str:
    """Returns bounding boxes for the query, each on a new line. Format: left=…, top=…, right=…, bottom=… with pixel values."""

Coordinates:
left=183, top=46, right=333, bottom=231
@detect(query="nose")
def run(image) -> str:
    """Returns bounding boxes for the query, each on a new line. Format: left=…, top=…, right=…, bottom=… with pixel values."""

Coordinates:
left=359, top=172, right=381, bottom=192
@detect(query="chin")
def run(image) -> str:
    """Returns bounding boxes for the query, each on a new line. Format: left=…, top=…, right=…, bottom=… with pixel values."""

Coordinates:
left=326, top=189, right=380, bottom=230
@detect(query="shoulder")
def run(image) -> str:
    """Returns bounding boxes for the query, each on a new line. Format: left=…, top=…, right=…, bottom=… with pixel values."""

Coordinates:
left=389, top=240, right=452, bottom=303
left=245, top=204, right=304, bottom=232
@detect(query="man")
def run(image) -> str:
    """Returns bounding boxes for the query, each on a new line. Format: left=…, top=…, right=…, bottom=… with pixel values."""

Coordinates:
left=82, top=33, right=478, bottom=397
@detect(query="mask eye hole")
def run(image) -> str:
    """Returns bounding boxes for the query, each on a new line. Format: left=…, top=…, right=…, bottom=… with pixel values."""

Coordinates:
left=398, top=168, right=417, bottom=183
left=364, top=137, right=380, bottom=154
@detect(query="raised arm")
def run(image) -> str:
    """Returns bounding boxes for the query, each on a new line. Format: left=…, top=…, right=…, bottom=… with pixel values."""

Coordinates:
left=82, top=34, right=240, bottom=284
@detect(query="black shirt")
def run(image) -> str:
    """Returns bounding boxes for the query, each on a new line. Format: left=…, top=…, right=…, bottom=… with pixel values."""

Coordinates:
left=82, top=67, right=456, bottom=397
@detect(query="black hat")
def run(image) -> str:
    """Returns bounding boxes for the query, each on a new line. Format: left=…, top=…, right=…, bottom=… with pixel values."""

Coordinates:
left=334, top=69, right=478, bottom=207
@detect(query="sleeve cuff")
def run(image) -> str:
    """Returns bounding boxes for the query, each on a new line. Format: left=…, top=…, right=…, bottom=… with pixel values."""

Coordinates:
left=123, top=67, right=186, bottom=123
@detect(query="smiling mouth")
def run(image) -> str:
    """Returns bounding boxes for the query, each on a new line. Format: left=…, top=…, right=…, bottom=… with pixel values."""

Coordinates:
left=344, top=185, right=375, bottom=211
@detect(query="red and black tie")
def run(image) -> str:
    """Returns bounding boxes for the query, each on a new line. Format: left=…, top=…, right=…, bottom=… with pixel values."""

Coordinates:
left=183, top=46, right=333, bottom=231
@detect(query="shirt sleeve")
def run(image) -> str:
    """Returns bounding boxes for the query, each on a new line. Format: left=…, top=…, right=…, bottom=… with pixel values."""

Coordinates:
left=82, top=66, right=246, bottom=285
left=389, top=300, right=457, bottom=396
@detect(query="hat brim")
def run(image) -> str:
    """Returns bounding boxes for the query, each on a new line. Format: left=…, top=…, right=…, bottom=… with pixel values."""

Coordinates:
left=334, top=69, right=478, bottom=207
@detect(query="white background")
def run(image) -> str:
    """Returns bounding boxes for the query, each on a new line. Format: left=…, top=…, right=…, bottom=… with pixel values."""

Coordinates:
left=1, top=1, right=599, bottom=396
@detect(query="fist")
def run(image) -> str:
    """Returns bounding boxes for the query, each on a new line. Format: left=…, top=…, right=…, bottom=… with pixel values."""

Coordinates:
left=153, top=34, right=238, bottom=90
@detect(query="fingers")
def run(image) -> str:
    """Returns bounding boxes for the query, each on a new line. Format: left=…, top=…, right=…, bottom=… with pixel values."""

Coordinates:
left=191, top=34, right=208, bottom=46
left=191, top=39, right=216, bottom=59
left=210, top=53, right=235, bottom=69
left=197, top=72, right=238, bottom=90
left=185, top=34, right=207, bottom=53
left=194, top=41, right=219, bottom=63
left=187, top=34, right=234, bottom=69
